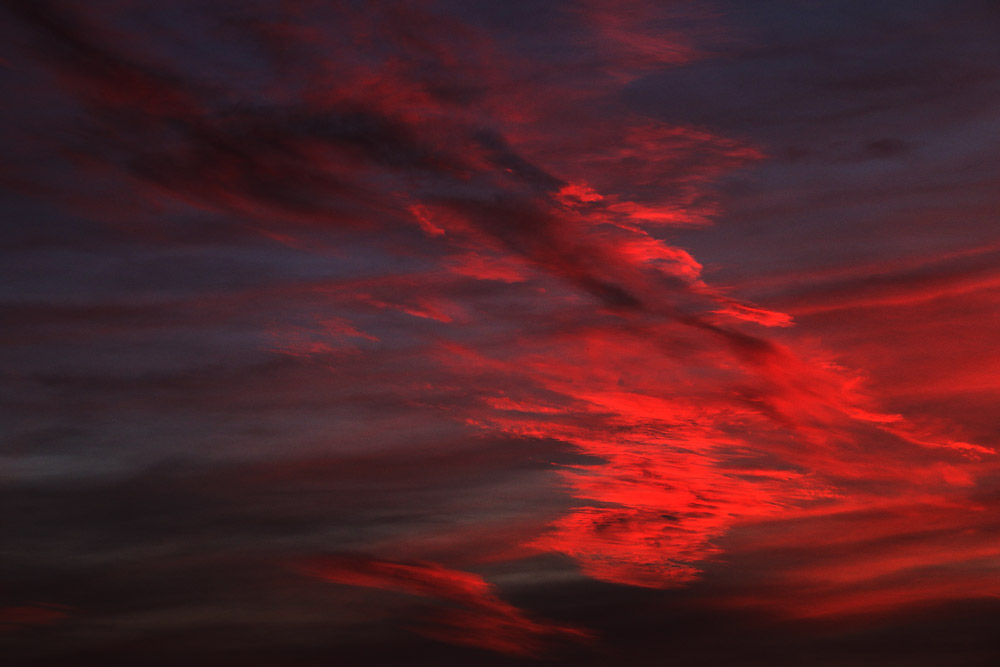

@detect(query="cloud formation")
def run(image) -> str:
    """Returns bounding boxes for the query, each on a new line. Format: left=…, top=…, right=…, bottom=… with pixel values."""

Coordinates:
left=297, top=554, right=590, bottom=655
left=3, top=0, right=1000, bottom=664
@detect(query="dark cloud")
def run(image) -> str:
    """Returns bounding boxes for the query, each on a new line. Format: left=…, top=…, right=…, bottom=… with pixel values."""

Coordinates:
left=3, top=0, right=1000, bottom=665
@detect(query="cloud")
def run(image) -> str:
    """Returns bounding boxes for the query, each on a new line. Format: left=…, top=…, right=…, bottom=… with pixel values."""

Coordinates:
left=296, top=554, right=590, bottom=656
left=709, top=492, right=1000, bottom=619
left=0, top=604, right=69, bottom=631
left=3, top=1, right=1000, bottom=664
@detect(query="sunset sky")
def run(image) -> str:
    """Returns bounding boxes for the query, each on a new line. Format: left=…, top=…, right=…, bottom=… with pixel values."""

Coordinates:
left=2, top=1, right=1000, bottom=665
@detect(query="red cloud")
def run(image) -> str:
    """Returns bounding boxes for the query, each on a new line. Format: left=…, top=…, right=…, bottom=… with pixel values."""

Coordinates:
left=295, top=555, right=590, bottom=656
left=7, top=0, right=998, bottom=640
left=0, top=604, right=69, bottom=631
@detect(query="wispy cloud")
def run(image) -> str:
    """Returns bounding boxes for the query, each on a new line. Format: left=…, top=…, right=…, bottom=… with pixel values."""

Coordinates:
left=296, top=554, right=590, bottom=656
left=3, top=0, right=1000, bottom=663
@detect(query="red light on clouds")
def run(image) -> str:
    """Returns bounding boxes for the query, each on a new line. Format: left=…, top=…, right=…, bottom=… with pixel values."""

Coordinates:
left=0, top=604, right=69, bottom=631
left=296, top=555, right=590, bottom=656
left=5, top=0, right=1000, bottom=661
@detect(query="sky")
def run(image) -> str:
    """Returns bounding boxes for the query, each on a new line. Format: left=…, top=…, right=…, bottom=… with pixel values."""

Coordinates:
left=2, top=0, right=1000, bottom=664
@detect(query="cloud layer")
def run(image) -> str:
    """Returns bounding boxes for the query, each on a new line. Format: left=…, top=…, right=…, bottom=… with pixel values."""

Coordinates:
left=3, top=0, right=1000, bottom=664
